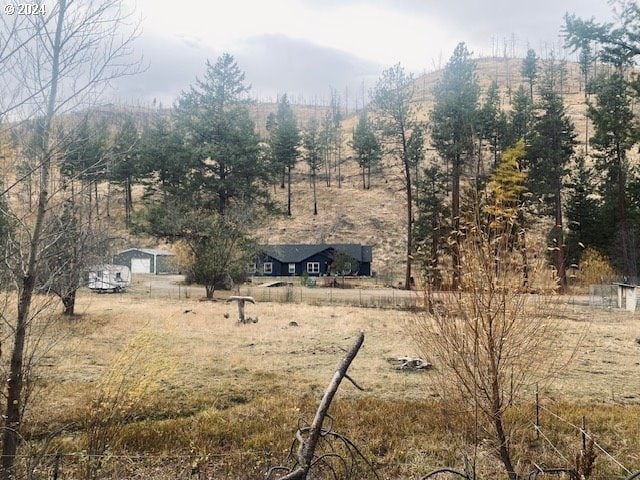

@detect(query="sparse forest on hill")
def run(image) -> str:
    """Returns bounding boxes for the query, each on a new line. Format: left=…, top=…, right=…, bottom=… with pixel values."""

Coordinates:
left=2, top=0, right=640, bottom=478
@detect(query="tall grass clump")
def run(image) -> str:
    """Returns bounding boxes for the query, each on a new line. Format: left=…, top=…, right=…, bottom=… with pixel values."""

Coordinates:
left=80, top=331, right=172, bottom=480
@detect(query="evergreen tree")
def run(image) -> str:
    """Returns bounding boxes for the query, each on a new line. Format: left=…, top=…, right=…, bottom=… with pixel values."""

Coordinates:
left=372, top=63, right=422, bottom=290
left=565, top=2, right=640, bottom=66
left=59, top=116, right=109, bottom=222
left=565, top=155, right=602, bottom=267
left=138, top=114, right=192, bottom=202
left=414, top=165, right=449, bottom=290
left=174, top=53, right=268, bottom=216
left=430, top=43, right=480, bottom=289
left=587, top=70, right=640, bottom=277
left=521, top=48, right=538, bottom=100
left=508, top=85, right=534, bottom=147
left=269, top=94, right=300, bottom=216
left=303, top=117, right=322, bottom=215
left=110, top=115, right=140, bottom=226
left=479, top=80, right=508, bottom=169
left=351, top=110, right=381, bottom=189
left=526, top=59, right=577, bottom=290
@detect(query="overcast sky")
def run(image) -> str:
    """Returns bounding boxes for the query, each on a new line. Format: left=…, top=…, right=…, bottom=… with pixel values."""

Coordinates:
left=115, top=0, right=614, bottom=107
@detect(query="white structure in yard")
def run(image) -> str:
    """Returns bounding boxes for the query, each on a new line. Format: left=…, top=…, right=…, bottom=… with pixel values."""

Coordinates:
left=88, top=265, right=131, bottom=292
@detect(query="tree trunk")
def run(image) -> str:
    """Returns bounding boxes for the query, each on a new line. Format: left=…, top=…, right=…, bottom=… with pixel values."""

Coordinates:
left=616, top=148, right=635, bottom=280
left=312, top=173, right=317, bottom=216
left=205, top=285, right=215, bottom=299
left=287, top=166, right=292, bottom=216
left=494, top=411, right=517, bottom=480
left=554, top=188, right=567, bottom=291
left=1, top=4, right=65, bottom=477
left=403, top=143, right=413, bottom=291
left=62, top=290, right=76, bottom=316
left=452, top=155, right=461, bottom=290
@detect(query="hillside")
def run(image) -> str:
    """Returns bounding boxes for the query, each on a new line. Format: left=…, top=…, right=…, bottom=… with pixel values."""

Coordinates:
left=2, top=56, right=625, bottom=281
left=253, top=56, right=601, bottom=279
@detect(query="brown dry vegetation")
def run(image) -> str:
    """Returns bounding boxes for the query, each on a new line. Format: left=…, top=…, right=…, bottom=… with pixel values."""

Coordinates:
left=253, top=57, right=640, bottom=277
left=15, top=278, right=640, bottom=479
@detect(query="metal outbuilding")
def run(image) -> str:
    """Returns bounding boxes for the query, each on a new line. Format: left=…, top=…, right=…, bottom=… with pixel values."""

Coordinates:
left=112, top=248, right=178, bottom=275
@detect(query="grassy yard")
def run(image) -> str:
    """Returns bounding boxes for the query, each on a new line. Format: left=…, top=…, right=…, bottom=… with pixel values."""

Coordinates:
left=16, top=286, right=640, bottom=479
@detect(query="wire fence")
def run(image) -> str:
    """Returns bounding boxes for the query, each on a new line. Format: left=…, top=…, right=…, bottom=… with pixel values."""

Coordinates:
left=7, top=388, right=640, bottom=480
left=239, top=285, right=422, bottom=310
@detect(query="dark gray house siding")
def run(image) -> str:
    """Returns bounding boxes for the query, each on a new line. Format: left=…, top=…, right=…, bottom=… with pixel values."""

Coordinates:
left=113, top=248, right=178, bottom=275
left=255, top=244, right=372, bottom=277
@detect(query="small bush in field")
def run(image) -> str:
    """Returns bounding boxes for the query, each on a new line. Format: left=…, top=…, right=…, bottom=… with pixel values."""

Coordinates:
left=579, top=247, right=617, bottom=286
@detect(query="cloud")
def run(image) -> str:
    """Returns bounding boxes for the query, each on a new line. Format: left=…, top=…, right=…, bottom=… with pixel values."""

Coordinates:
left=235, top=34, right=383, bottom=103
left=110, top=33, right=219, bottom=107
left=113, top=31, right=382, bottom=107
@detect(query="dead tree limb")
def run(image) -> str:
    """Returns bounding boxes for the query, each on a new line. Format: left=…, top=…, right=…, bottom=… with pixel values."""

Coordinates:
left=268, top=331, right=368, bottom=480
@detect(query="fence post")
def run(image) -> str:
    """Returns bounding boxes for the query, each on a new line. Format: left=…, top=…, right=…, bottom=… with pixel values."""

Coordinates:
left=581, top=416, right=586, bottom=450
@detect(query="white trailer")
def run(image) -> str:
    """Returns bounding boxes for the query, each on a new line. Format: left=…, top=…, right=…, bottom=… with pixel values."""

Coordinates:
left=88, top=265, right=131, bottom=293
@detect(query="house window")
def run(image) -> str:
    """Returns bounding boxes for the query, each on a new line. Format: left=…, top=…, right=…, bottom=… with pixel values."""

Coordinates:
left=264, top=262, right=273, bottom=274
left=248, top=262, right=257, bottom=274
left=288, top=263, right=296, bottom=274
left=307, top=262, right=320, bottom=274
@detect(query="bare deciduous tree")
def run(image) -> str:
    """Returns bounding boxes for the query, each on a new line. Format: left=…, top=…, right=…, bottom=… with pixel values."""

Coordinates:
left=411, top=221, right=574, bottom=480
left=0, top=1, right=140, bottom=476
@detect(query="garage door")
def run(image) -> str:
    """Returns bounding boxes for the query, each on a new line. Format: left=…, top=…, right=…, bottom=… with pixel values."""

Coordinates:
left=131, top=258, right=151, bottom=273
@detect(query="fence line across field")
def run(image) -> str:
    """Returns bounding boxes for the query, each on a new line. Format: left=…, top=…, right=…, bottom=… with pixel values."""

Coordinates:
left=112, top=275, right=422, bottom=309
left=239, top=285, right=421, bottom=309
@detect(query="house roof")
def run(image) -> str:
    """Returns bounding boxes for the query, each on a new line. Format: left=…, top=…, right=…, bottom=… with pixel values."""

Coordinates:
left=117, top=248, right=173, bottom=257
left=260, top=244, right=372, bottom=263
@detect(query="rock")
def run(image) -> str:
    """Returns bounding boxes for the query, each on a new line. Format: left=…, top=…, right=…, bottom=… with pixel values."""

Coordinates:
left=288, top=321, right=299, bottom=327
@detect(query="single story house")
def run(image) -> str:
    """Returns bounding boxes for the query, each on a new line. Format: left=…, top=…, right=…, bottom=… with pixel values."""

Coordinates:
left=255, top=244, right=372, bottom=277
left=112, top=248, right=178, bottom=275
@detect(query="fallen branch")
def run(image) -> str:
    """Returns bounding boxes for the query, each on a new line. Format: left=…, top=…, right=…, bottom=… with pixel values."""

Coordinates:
left=267, top=331, right=377, bottom=480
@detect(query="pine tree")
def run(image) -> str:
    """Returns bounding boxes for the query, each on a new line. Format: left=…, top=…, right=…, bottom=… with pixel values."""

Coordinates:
left=137, top=114, right=192, bottom=203
left=175, top=53, right=267, bottom=216
left=372, top=63, right=422, bottom=290
left=110, top=115, right=139, bottom=226
left=521, top=48, right=538, bottom=100
left=526, top=59, right=577, bottom=290
left=565, top=2, right=640, bottom=66
left=565, top=155, right=602, bottom=267
left=587, top=70, right=640, bottom=277
left=430, top=43, right=480, bottom=289
left=479, top=80, right=508, bottom=169
left=508, top=85, right=534, bottom=147
left=269, top=94, right=300, bottom=216
left=414, top=165, right=449, bottom=290
left=303, top=117, right=322, bottom=215
left=351, top=110, right=381, bottom=189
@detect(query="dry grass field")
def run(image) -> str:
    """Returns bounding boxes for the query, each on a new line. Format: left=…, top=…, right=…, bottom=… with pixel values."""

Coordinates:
left=16, top=278, right=640, bottom=479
